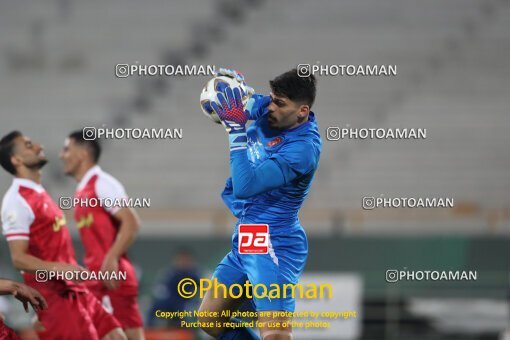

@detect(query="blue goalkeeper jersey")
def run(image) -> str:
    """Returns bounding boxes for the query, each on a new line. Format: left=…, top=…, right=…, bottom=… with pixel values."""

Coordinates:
left=221, top=102, right=321, bottom=234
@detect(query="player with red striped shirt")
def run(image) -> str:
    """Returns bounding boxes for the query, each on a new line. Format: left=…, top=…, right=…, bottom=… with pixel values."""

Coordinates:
left=0, top=131, right=126, bottom=340
left=60, top=131, right=144, bottom=340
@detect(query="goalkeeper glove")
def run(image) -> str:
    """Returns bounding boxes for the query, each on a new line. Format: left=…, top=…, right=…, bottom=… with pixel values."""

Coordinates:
left=211, top=86, right=249, bottom=151
left=215, top=67, right=271, bottom=120
left=215, top=67, right=255, bottom=97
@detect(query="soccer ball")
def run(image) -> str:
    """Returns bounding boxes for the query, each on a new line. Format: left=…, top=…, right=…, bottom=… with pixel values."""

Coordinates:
left=200, top=76, right=251, bottom=124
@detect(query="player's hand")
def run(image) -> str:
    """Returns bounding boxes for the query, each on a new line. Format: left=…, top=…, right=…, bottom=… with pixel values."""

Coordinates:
left=211, top=86, right=249, bottom=134
left=211, top=86, right=250, bottom=151
left=100, top=253, right=120, bottom=290
left=215, top=67, right=264, bottom=120
left=215, top=68, right=255, bottom=97
left=12, top=282, right=48, bottom=313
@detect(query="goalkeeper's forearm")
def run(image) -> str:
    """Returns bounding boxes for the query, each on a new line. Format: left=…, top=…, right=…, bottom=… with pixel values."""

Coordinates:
left=230, top=149, right=286, bottom=199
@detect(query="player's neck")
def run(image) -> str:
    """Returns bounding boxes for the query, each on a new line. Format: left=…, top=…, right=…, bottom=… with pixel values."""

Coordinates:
left=16, top=169, right=42, bottom=184
left=74, top=163, right=96, bottom=183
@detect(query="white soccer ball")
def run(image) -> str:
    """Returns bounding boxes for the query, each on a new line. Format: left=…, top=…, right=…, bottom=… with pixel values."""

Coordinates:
left=200, top=76, right=251, bottom=124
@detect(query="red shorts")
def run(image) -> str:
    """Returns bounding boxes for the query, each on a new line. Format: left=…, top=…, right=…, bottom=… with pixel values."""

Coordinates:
left=36, top=290, right=120, bottom=340
left=0, top=319, right=20, bottom=340
left=90, top=286, right=143, bottom=329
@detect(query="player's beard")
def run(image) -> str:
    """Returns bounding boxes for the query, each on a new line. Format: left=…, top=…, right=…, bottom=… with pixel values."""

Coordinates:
left=26, top=158, right=48, bottom=170
left=267, top=111, right=278, bottom=128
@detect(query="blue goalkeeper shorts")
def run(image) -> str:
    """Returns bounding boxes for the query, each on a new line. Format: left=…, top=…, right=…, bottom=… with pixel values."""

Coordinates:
left=212, top=225, right=308, bottom=312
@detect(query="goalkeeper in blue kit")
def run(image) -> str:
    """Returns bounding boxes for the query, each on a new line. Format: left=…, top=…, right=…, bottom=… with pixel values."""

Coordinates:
left=198, top=68, right=321, bottom=340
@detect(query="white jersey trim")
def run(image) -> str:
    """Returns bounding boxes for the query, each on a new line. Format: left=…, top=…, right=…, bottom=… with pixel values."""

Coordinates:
left=76, top=165, right=129, bottom=215
left=1, top=178, right=40, bottom=241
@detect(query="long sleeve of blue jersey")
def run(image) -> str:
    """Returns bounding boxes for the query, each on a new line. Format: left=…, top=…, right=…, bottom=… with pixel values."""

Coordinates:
left=229, top=139, right=318, bottom=199
left=247, top=94, right=271, bottom=120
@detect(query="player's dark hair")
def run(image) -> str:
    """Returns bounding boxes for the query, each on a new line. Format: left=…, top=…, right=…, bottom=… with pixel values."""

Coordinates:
left=68, top=130, right=101, bottom=163
left=269, top=69, right=317, bottom=108
left=0, top=131, right=23, bottom=175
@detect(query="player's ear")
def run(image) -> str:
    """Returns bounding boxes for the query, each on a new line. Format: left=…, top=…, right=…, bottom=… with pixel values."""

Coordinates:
left=79, top=147, right=90, bottom=161
left=10, top=154, right=21, bottom=170
left=297, top=104, right=310, bottom=119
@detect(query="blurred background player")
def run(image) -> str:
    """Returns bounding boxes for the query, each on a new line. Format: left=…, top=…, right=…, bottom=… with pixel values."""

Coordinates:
left=0, top=131, right=126, bottom=340
left=0, top=278, right=47, bottom=339
left=146, top=248, right=201, bottom=328
left=60, top=131, right=144, bottom=340
left=198, top=69, right=321, bottom=340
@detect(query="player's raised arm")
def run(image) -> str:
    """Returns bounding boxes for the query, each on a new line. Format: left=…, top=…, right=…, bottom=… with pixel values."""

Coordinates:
left=231, top=139, right=317, bottom=198
left=211, top=85, right=316, bottom=198
left=245, top=94, right=272, bottom=121
left=211, top=86, right=287, bottom=197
